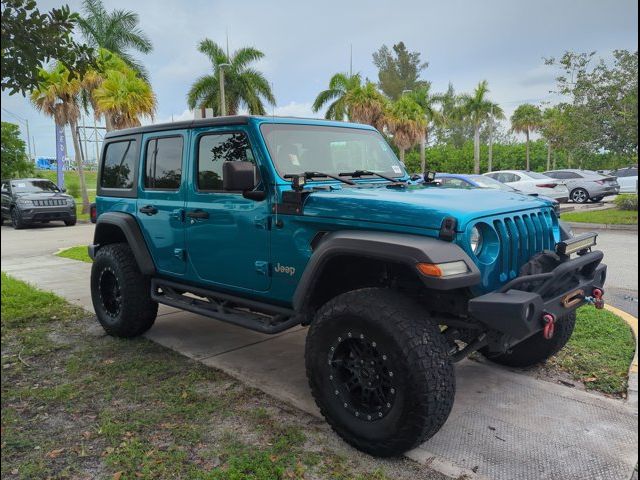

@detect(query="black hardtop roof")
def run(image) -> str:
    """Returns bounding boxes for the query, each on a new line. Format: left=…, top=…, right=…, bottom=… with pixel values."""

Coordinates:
left=104, top=115, right=251, bottom=139
left=103, top=115, right=360, bottom=139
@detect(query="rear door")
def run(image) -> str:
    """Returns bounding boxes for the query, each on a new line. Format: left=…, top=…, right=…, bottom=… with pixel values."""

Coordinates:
left=185, top=127, right=271, bottom=292
left=136, top=132, right=188, bottom=276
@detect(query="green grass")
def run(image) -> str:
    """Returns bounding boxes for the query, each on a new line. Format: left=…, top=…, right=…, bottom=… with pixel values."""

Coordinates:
left=0, top=272, right=85, bottom=328
left=1, top=274, right=403, bottom=480
left=561, top=208, right=638, bottom=225
left=56, top=245, right=92, bottom=263
left=551, top=307, right=636, bottom=395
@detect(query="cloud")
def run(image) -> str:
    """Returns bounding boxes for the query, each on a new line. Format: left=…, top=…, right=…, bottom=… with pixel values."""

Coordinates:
left=150, top=109, right=195, bottom=125
left=274, top=101, right=318, bottom=119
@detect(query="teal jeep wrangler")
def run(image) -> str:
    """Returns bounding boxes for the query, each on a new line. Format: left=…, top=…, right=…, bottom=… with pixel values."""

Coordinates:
left=89, top=116, right=606, bottom=456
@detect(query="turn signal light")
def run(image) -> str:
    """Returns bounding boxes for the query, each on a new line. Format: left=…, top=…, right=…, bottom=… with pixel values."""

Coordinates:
left=417, top=261, right=469, bottom=278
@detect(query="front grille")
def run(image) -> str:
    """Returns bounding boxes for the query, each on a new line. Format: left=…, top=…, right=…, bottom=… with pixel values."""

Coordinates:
left=493, top=210, right=556, bottom=282
left=32, top=199, right=66, bottom=206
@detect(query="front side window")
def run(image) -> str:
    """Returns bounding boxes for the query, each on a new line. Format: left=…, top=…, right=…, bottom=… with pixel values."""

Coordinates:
left=144, top=136, right=183, bottom=190
left=101, top=140, right=137, bottom=189
left=197, top=132, right=255, bottom=191
left=260, top=124, right=405, bottom=180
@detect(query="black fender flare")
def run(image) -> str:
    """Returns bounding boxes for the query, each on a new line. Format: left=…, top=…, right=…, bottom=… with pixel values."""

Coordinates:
left=89, top=212, right=156, bottom=275
left=293, top=230, right=480, bottom=312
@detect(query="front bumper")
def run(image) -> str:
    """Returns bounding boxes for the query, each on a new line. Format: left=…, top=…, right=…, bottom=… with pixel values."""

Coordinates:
left=19, top=206, right=76, bottom=222
left=468, top=250, right=606, bottom=341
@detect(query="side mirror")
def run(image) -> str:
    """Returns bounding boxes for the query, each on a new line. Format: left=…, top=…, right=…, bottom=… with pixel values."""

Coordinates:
left=223, top=161, right=265, bottom=201
left=61, top=187, right=67, bottom=193
left=223, top=161, right=256, bottom=191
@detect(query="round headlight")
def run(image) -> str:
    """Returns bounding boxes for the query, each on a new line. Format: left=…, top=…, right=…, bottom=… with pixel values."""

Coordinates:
left=470, top=226, right=483, bottom=255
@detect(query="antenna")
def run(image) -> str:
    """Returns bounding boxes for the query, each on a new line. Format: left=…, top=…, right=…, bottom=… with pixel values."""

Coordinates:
left=349, top=44, right=353, bottom=76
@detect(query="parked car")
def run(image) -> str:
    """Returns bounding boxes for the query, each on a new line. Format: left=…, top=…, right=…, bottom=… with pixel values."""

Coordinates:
left=609, top=166, right=638, bottom=194
left=1, top=178, right=77, bottom=229
left=89, top=116, right=606, bottom=457
left=483, top=170, right=569, bottom=203
left=543, top=169, right=620, bottom=203
left=433, top=173, right=561, bottom=210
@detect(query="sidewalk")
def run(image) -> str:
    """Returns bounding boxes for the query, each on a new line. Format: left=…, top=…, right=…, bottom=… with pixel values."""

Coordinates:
left=2, top=253, right=638, bottom=480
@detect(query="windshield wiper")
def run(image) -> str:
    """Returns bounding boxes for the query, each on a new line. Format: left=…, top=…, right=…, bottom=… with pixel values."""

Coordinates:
left=339, top=170, right=404, bottom=183
left=285, top=171, right=356, bottom=186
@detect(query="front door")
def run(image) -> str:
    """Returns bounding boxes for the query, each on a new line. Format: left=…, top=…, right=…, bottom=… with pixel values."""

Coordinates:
left=185, top=127, right=270, bottom=292
left=137, top=132, right=188, bottom=276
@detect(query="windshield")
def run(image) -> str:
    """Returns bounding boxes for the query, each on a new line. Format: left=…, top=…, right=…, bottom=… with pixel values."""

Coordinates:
left=471, top=175, right=517, bottom=191
left=260, top=124, right=405, bottom=180
left=11, top=180, right=60, bottom=193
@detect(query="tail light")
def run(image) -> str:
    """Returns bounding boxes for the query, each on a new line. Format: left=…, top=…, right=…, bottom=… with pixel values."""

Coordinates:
left=536, top=183, right=557, bottom=188
left=594, top=180, right=605, bottom=185
left=90, top=203, right=97, bottom=223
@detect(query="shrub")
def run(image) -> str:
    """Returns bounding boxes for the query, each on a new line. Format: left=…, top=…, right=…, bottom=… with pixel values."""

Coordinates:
left=614, top=194, right=638, bottom=211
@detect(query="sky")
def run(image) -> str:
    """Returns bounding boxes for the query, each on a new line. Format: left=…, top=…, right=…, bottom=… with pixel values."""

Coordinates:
left=1, top=0, right=638, bottom=161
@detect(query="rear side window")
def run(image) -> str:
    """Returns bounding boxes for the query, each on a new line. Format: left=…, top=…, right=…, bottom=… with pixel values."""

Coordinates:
left=101, top=140, right=137, bottom=189
left=144, top=136, right=184, bottom=190
left=197, top=132, right=255, bottom=191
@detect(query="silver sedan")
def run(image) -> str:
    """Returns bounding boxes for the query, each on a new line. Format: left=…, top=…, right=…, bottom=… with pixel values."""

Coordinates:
left=543, top=169, right=620, bottom=203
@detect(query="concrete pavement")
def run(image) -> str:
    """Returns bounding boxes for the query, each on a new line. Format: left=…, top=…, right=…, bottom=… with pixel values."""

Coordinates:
left=1, top=223, right=638, bottom=480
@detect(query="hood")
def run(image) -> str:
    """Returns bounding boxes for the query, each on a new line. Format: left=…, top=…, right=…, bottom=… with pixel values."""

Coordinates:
left=302, top=184, right=553, bottom=231
left=15, top=192, right=73, bottom=201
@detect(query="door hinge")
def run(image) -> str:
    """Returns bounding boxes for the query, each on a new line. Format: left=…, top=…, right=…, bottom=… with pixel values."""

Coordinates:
left=171, top=208, right=185, bottom=222
left=253, top=215, right=270, bottom=230
left=254, top=261, right=270, bottom=276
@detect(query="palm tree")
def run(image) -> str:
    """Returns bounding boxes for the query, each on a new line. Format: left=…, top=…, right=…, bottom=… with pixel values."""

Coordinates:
left=312, top=72, right=362, bottom=121
left=313, top=73, right=388, bottom=129
left=511, top=103, right=543, bottom=170
left=92, top=66, right=156, bottom=130
left=459, top=80, right=504, bottom=174
left=78, top=0, right=152, bottom=78
left=541, top=106, right=568, bottom=170
left=30, top=64, right=90, bottom=213
left=385, top=96, right=427, bottom=162
left=187, top=39, right=275, bottom=116
left=407, top=84, right=442, bottom=172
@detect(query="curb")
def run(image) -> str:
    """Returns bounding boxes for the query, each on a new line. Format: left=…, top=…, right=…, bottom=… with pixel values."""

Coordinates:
left=604, top=304, right=638, bottom=409
left=567, top=222, right=638, bottom=232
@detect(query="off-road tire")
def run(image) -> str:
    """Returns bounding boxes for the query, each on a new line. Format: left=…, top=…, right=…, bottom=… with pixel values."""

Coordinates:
left=305, top=288, right=455, bottom=457
left=570, top=188, right=590, bottom=204
left=64, top=218, right=77, bottom=226
left=10, top=208, right=27, bottom=229
left=91, top=242, right=157, bottom=337
left=481, top=311, right=576, bottom=368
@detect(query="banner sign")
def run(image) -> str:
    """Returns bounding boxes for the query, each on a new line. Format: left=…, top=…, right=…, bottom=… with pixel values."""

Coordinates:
left=55, top=124, right=66, bottom=188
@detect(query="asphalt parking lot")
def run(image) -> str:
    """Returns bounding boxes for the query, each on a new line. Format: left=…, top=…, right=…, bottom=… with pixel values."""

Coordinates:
left=1, top=222, right=638, bottom=480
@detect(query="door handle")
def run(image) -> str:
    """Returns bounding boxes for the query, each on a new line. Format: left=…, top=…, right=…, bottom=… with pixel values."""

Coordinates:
left=139, top=205, right=158, bottom=215
left=186, top=210, right=209, bottom=220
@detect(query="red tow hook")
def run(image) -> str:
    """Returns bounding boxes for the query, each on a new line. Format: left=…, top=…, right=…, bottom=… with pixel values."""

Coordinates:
left=584, top=288, right=605, bottom=310
left=542, top=313, right=556, bottom=340
left=592, top=288, right=605, bottom=310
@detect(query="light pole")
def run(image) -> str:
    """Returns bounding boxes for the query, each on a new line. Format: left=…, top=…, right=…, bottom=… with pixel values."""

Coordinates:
left=488, top=105, right=494, bottom=173
left=218, top=63, right=231, bottom=116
